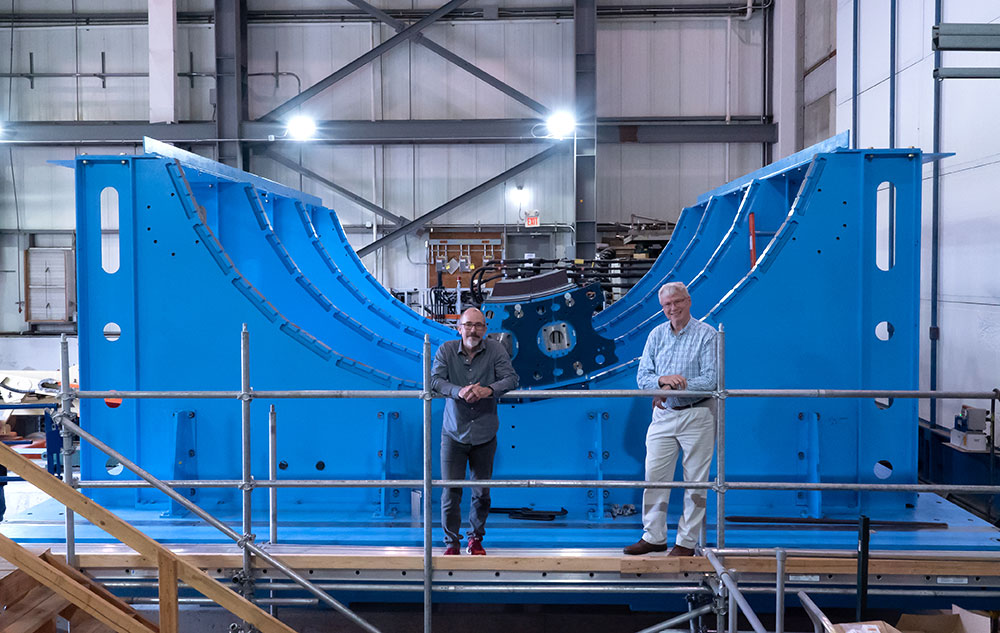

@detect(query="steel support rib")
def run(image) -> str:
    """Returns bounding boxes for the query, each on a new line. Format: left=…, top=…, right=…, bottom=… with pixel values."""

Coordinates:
left=259, top=0, right=469, bottom=121
left=260, top=149, right=406, bottom=225
left=357, top=143, right=566, bottom=257
left=341, top=0, right=549, bottom=116
left=215, top=0, right=248, bottom=168
left=573, top=0, right=598, bottom=259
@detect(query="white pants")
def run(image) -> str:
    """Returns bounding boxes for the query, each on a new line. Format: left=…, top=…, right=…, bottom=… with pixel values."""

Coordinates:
left=641, top=405, right=715, bottom=549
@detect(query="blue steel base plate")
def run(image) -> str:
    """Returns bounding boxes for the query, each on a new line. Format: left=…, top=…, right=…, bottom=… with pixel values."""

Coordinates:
left=2, top=493, right=998, bottom=552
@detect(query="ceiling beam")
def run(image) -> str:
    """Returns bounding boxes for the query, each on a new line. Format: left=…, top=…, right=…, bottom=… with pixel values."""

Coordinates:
left=0, top=119, right=776, bottom=145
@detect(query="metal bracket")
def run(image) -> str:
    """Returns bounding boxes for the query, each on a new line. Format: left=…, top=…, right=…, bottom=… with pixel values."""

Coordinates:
left=236, top=534, right=256, bottom=550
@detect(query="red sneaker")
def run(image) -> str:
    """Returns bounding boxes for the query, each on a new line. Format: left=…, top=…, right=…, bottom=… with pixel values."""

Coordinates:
left=466, top=538, right=486, bottom=555
left=444, top=545, right=461, bottom=555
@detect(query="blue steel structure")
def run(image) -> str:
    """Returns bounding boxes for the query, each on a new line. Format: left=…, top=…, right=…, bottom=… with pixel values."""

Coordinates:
left=56, top=133, right=983, bottom=553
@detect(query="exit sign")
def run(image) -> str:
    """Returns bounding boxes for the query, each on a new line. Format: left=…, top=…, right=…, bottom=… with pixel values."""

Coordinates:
left=524, top=215, right=540, bottom=228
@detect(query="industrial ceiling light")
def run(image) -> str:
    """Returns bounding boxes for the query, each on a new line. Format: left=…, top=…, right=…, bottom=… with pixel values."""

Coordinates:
left=508, top=185, right=530, bottom=207
left=286, top=115, right=317, bottom=141
left=545, top=111, right=576, bottom=139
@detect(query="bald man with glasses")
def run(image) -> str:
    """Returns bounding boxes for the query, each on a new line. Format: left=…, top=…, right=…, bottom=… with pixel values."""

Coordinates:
left=431, top=307, right=519, bottom=555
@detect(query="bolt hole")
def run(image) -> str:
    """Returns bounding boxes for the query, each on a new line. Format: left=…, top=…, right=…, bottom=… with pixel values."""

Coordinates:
left=105, top=458, right=124, bottom=476
left=103, top=322, right=122, bottom=342
left=874, top=460, right=893, bottom=479
left=315, top=461, right=325, bottom=470
left=875, top=321, right=894, bottom=341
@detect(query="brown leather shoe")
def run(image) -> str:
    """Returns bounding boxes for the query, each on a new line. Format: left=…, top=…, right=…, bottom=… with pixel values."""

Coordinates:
left=667, top=545, right=695, bottom=557
left=623, top=539, right=669, bottom=555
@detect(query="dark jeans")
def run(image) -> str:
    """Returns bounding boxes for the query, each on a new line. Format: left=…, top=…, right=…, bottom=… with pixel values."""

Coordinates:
left=440, top=435, right=497, bottom=546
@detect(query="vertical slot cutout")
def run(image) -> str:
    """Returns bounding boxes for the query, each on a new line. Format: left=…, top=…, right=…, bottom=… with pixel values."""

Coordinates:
left=875, top=181, right=895, bottom=271
left=100, top=186, right=120, bottom=274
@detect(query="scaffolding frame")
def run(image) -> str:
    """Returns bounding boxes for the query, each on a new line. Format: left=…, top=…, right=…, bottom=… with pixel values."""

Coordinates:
left=49, top=327, right=1000, bottom=633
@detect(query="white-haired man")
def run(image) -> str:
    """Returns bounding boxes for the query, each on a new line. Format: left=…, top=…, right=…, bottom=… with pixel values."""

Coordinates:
left=624, top=282, right=718, bottom=557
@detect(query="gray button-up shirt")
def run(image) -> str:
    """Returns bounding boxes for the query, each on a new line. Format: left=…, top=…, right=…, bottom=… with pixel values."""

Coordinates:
left=431, top=338, right=519, bottom=445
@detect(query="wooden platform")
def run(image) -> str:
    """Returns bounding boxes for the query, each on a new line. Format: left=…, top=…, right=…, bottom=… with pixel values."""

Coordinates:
left=6, top=544, right=999, bottom=579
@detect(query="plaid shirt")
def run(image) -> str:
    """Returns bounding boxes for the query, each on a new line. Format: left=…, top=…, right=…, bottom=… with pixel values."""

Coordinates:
left=637, top=318, right=718, bottom=408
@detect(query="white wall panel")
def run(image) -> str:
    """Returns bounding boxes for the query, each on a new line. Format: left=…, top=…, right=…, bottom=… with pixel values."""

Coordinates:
left=893, top=56, right=932, bottom=151
left=0, top=147, right=76, bottom=231
left=856, top=0, right=890, bottom=93
left=937, top=165, right=1000, bottom=303
left=932, top=302, right=1000, bottom=422
left=248, top=23, right=378, bottom=120
left=248, top=20, right=572, bottom=121
left=598, top=16, right=763, bottom=118
left=4, top=27, right=80, bottom=120
left=597, top=142, right=762, bottom=225
left=855, top=79, right=889, bottom=149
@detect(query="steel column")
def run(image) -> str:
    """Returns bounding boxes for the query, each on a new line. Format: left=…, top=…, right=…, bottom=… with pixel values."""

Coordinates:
left=240, top=324, right=255, bottom=610
left=422, top=335, right=433, bottom=633
left=716, top=324, right=726, bottom=548
left=573, top=0, right=597, bottom=259
left=269, top=404, right=277, bottom=545
left=215, top=0, right=249, bottom=168
left=929, top=0, right=942, bottom=426
left=775, top=548, right=786, bottom=633
left=259, top=0, right=469, bottom=121
left=58, top=334, right=76, bottom=568
left=851, top=0, right=859, bottom=149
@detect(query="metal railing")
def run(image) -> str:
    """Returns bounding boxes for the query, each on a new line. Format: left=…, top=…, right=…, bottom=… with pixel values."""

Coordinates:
left=48, top=327, right=1000, bottom=633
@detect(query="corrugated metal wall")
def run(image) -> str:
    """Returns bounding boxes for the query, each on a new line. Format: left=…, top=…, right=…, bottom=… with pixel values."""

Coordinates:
left=0, top=6, right=769, bottom=332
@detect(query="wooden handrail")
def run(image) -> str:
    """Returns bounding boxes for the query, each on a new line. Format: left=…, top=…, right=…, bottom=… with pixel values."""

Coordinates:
left=0, top=441, right=298, bottom=633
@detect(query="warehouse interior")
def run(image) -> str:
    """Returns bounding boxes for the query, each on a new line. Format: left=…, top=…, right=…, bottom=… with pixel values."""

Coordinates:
left=0, top=1, right=999, bottom=632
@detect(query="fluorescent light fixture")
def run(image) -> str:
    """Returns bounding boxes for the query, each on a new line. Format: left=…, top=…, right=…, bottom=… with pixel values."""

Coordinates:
left=286, top=115, right=317, bottom=140
left=545, top=111, right=576, bottom=139
left=508, top=186, right=530, bottom=206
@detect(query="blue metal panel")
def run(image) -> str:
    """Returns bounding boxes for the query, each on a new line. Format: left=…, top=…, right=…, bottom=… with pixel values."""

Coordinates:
left=67, top=138, right=934, bottom=550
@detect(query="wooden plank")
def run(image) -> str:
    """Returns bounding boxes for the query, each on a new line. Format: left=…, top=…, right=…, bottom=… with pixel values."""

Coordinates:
left=27, top=618, right=58, bottom=633
left=157, top=550, right=179, bottom=633
left=0, top=568, right=40, bottom=607
left=0, top=441, right=300, bottom=633
left=41, top=551, right=159, bottom=632
left=61, top=606, right=116, bottom=633
left=0, top=533, right=156, bottom=633
left=0, top=586, right=69, bottom=633
left=0, top=585, right=67, bottom=631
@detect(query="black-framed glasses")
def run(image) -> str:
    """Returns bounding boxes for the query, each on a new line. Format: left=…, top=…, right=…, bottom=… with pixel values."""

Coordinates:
left=459, top=322, right=486, bottom=329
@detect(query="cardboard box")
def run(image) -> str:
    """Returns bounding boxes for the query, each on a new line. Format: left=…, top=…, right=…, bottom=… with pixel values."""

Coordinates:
left=950, top=429, right=990, bottom=452
left=829, top=605, right=991, bottom=633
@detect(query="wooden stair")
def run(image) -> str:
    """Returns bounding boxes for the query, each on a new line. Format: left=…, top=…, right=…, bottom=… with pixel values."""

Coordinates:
left=0, top=441, right=300, bottom=633
left=0, top=548, right=160, bottom=633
